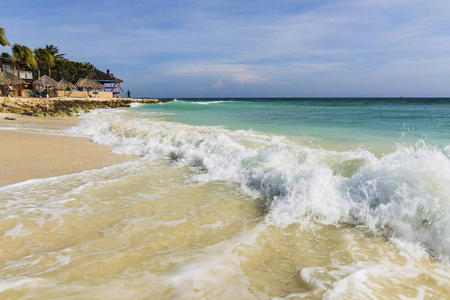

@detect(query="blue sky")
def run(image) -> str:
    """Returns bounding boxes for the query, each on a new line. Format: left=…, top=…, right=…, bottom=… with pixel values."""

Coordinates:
left=2, top=0, right=450, bottom=97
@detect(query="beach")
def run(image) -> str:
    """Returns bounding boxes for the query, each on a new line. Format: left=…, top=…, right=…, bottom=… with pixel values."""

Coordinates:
left=4, top=0, right=450, bottom=297
left=0, top=98, right=449, bottom=299
left=0, top=112, right=135, bottom=187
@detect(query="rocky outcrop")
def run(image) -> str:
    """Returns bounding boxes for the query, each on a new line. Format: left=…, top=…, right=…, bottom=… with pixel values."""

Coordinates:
left=0, top=97, right=163, bottom=117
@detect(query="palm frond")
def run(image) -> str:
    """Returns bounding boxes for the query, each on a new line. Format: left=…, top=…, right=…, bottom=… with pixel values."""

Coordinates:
left=0, top=27, right=10, bottom=47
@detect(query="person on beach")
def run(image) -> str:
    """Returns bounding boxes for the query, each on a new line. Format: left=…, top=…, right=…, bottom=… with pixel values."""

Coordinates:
left=127, top=90, right=131, bottom=98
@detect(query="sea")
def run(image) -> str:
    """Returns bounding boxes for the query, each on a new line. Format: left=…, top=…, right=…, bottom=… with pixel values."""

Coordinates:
left=1, top=98, right=450, bottom=299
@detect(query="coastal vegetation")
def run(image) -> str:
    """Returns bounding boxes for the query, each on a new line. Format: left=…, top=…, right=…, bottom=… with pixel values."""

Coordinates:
left=0, top=27, right=95, bottom=81
left=51, top=59, right=95, bottom=82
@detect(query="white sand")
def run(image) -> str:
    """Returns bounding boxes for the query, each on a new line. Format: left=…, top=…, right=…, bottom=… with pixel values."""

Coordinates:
left=0, top=113, right=135, bottom=187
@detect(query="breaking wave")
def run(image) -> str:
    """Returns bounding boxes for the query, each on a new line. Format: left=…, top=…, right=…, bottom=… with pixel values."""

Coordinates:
left=188, top=100, right=233, bottom=105
left=174, top=100, right=233, bottom=105
left=69, top=110, right=450, bottom=262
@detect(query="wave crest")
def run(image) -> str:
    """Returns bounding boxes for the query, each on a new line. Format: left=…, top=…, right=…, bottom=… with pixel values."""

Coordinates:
left=69, top=110, right=450, bottom=261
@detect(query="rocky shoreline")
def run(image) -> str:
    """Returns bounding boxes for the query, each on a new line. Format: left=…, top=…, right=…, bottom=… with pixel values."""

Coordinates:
left=0, top=97, right=167, bottom=117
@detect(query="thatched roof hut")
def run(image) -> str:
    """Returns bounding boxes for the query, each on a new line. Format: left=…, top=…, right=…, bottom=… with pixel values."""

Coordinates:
left=83, top=68, right=123, bottom=83
left=80, top=68, right=125, bottom=97
left=56, top=78, right=75, bottom=91
left=0, top=71, right=25, bottom=85
left=33, top=75, right=58, bottom=87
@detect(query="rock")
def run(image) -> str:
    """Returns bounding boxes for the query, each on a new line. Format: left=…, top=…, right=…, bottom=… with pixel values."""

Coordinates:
left=0, top=97, right=165, bottom=117
left=4, top=117, right=16, bottom=120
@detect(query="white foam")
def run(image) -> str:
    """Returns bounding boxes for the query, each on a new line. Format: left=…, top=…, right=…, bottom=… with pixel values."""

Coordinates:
left=129, top=102, right=143, bottom=108
left=188, top=100, right=233, bottom=105
left=67, top=110, right=450, bottom=262
left=0, top=277, right=47, bottom=293
left=0, top=159, right=154, bottom=240
left=162, top=224, right=266, bottom=299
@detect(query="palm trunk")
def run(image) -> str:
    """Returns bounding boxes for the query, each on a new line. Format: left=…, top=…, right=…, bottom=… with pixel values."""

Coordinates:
left=37, top=62, right=40, bottom=79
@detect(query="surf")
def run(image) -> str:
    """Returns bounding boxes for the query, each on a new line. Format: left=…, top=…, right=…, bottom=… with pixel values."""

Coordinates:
left=69, top=109, right=450, bottom=262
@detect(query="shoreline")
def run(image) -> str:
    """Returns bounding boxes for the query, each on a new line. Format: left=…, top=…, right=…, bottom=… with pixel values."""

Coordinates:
left=0, top=112, right=136, bottom=187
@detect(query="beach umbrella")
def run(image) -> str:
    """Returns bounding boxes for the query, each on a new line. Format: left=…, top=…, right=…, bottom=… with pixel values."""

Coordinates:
left=77, top=78, right=104, bottom=90
left=76, top=78, right=104, bottom=97
left=33, top=75, right=58, bottom=98
left=33, top=75, right=58, bottom=87
left=56, top=78, right=75, bottom=91
left=0, top=70, right=25, bottom=85
left=56, top=78, right=75, bottom=96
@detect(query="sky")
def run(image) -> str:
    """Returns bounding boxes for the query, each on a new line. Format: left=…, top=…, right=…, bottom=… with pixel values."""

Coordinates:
left=1, top=0, right=450, bottom=98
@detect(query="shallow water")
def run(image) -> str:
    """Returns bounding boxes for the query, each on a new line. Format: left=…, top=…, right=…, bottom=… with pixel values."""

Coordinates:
left=1, top=99, right=450, bottom=299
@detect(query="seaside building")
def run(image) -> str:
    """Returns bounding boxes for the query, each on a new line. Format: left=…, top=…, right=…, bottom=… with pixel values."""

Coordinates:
left=67, top=69, right=125, bottom=98
left=0, top=57, right=33, bottom=96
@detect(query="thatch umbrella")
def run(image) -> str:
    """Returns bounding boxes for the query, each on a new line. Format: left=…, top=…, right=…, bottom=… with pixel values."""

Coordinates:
left=33, top=75, right=58, bottom=97
left=0, top=71, right=25, bottom=85
left=77, top=78, right=104, bottom=89
left=76, top=78, right=104, bottom=97
left=56, top=78, right=75, bottom=96
left=33, top=75, right=57, bottom=87
left=0, top=71, right=24, bottom=96
left=56, top=78, right=75, bottom=90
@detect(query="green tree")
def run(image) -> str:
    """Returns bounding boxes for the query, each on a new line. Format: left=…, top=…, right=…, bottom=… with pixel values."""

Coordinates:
left=34, top=47, right=55, bottom=77
left=11, top=44, right=37, bottom=74
left=1, top=52, right=11, bottom=59
left=0, top=27, right=9, bottom=47
left=52, top=58, right=95, bottom=82
left=45, top=44, right=65, bottom=60
left=45, top=44, right=65, bottom=76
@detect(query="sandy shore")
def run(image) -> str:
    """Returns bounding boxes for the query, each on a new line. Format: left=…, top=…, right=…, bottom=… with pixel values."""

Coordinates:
left=0, top=113, right=136, bottom=187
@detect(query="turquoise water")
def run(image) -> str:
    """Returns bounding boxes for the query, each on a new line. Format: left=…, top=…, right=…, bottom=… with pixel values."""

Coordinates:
left=2, top=98, right=449, bottom=298
left=139, top=98, right=450, bottom=149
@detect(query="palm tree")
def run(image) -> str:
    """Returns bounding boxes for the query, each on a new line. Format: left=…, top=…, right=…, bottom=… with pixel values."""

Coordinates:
left=45, top=44, right=65, bottom=60
left=45, top=44, right=64, bottom=77
left=0, top=27, right=10, bottom=47
left=34, top=47, right=55, bottom=77
left=11, top=44, right=37, bottom=74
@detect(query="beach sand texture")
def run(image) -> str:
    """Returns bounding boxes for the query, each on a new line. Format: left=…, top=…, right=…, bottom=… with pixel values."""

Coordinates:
left=0, top=113, right=135, bottom=187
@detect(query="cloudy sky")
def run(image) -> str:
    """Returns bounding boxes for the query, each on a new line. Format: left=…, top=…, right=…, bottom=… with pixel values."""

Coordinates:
left=2, top=0, right=450, bottom=97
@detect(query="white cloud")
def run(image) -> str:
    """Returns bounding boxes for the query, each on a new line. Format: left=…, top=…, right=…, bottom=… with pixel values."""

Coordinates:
left=197, top=79, right=224, bottom=91
left=213, top=79, right=224, bottom=89
left=163, top=63, right=268, bottom=84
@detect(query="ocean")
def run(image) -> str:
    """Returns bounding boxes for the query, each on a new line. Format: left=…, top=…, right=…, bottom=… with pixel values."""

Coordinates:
left=1, top=98, right=450, bottom=299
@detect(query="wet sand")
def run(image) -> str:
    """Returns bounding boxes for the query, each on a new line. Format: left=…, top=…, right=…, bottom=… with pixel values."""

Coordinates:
left=0, top=113, right=135, bottom=187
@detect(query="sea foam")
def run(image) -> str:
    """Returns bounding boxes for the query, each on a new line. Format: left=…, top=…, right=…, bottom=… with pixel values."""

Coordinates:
left=69, top=110, right=450, bottom=262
